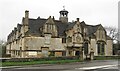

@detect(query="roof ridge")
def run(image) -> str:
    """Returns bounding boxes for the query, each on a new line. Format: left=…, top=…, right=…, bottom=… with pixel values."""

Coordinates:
left=86, top=24, right=100, bottom=27
left=29, top=18, right=47, bottom=20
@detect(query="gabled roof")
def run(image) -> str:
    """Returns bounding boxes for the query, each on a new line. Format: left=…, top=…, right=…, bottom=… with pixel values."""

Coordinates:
left=66, top=22, right=75, bottom=30
left=17, top=24, right=22, bottom=32
left=28, top=17, right=68, bottom=37
left=80, top=21, right=100, bottom=36
left=54, top=20, right=68, bottom=36
left=86, top=24, right=100, bottom=35
left=80, top=21, right=86, bottom=27
left=28, top=18, right=47, bottom=35
left=27, top=17, right=102, bottom=38
left=107, top=35, right=112, bottom=40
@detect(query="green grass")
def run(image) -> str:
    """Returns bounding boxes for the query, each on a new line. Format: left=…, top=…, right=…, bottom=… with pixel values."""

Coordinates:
left=94, top=56, right=120, bottom=60
left=2, top=59, right=81, bottom=67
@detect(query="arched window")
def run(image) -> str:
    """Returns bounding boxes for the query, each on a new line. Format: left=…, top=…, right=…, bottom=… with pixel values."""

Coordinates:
left=97, top=42, right=105, bottom=55
left=77, top=28, right=80, bottom=32
left=84, top=42, right=88, bottom=55
left=101, top=43, right=105, bottom=55
left=97, top=43, right=100, bottom=54
left=43, top=23, right=57, bottom=37
left=76, top=34, right=81, bottom=42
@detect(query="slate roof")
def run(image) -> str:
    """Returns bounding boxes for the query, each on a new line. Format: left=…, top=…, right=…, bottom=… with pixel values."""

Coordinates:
left=80, top=21, right=86, bottom=27
left=26, top=17, right=101, bottom=38
left=27, top=18, right=68, bottom=37
left=107, top=35, right=112, bottom=40
left=66, top=22, right=75, bottom=31
left=17, top=24, right=22, bottom=32
left=28, top=18, right=47, bottom=36
left=55, top=20, right=68, bottom=36
left=80, top=21, right=100, bottom=36
left=86, top=24, right=100, bottom=36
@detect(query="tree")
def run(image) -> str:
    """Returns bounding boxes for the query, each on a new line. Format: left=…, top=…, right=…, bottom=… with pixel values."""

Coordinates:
left=0, top=39, right=6, bottom=57
left=104, top=26, right=119, bottom=55
left=104, top=26, right=118, bottom=43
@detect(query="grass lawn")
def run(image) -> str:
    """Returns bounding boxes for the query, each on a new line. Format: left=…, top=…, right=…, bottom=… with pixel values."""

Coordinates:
left=2, top=59, right=81, bottom=67
left=94, top=56, right=119, bottom=60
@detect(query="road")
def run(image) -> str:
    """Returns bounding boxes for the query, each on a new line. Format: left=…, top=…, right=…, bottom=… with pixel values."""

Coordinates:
left=1, top=60, right=119, bottom=71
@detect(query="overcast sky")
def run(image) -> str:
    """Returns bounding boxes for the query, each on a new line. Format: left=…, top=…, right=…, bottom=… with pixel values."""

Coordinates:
left=0, top=0, right=119, bottom=41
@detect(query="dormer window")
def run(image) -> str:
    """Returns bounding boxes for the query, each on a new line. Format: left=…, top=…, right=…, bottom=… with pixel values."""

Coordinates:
left=43, top=22, right=57, bottom=37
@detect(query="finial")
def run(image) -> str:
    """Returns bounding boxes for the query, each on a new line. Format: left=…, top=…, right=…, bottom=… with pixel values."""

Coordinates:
left=63, top=5, right=65, bottom=10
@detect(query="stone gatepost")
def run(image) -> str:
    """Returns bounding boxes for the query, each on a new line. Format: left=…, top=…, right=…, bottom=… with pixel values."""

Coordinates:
left=79, top=47, right=84, bottom=61
left=66, top=49, right=69, bottom=56
left=90, top=48, right=94, bottom=60
left=80, top=51, right=83, bottom=60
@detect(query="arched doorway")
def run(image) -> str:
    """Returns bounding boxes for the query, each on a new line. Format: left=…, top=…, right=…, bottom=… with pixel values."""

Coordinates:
left=97, top=42, right=105, bottom=55
left=75, top=51, right=80, bottom=56
left=84, top=42, right=89, bottom=59
left=84, top=42, right=88, bottom=55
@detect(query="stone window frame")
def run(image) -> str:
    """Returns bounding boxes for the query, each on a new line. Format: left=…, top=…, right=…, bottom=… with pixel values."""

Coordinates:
left=44, top=23, right=57, bottom=37
left=98, top=26, right=106, bottom=40
left=67, top=36, right=72, bottom=43
left=76, top=34, right=81, bottom=42
left=84, top=42, right=89, bottom=55
left=97, top=42, right=105, bottom=55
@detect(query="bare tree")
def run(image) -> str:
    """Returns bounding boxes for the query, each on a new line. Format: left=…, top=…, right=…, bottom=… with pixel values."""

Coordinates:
left=104, top=26, right=119, bottom=55
left=0, top=39, right=6, bottom=57
left=104, top=26, right=118, bottom=43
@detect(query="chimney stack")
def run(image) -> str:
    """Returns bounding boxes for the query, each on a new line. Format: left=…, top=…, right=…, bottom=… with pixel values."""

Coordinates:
left=23, top=10, right=29, bottom=33
left=76, top=18, right=79, bottom=22
left=24, top=10, right=29, bottom=26
left=53, top=16, right=55, bottom=20
left=25, top=10, right=29, bottom=18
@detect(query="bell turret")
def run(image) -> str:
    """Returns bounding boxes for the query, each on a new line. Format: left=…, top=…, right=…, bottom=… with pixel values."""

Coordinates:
left=59, top=6, right=69, bottom=23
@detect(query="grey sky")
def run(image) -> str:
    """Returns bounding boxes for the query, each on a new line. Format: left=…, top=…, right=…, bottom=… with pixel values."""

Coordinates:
left=0, top=0, right=119, bottom=41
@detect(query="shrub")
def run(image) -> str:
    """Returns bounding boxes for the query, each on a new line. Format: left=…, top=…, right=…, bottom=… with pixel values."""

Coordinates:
left=2, top=56, right=79, bottom=62
left=94, top=56, right=119, bottom=60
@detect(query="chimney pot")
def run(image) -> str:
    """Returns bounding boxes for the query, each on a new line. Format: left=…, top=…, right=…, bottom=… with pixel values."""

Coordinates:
left=25, top=10, right=29, bottom=13
left=77, top=18, right=79, bottom=21
left=25, top=10, right=29, bottom=18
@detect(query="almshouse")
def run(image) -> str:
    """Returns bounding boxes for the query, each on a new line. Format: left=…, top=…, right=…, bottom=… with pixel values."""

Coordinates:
left=6, top=9, right=113, bottom=59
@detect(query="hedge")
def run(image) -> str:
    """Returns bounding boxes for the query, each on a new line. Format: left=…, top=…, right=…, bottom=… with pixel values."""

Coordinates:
left=2, top=56, right=79, bottom=62
left=94, top=56, right=120, bottom=60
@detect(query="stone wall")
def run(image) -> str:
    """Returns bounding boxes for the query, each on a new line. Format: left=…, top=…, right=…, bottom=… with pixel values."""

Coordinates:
left=23, top=36, right=65, bottom=57
left=24, top=37, right=65, bottom=50
left=91, top=39, right=98, bottom=56
left=105, top=40, right=113, bottom=56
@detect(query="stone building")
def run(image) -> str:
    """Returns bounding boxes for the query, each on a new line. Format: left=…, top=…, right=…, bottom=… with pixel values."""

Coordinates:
left=6, top=9, right=113, bottom=59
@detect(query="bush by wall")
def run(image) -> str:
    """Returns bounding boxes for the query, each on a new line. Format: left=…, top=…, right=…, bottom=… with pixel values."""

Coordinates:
left=94, top=56, right=119, bottom=60
left=2, top=56, right=79, bottom=62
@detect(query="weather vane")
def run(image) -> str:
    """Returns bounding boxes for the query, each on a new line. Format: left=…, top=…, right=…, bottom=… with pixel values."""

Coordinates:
left=63, top=5, right=65, bottom=10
